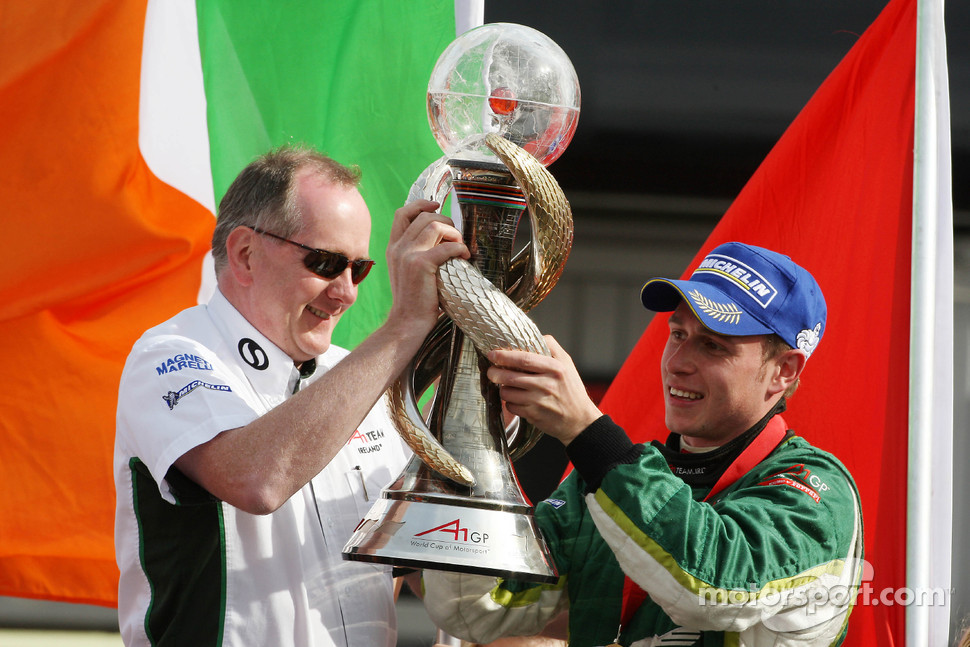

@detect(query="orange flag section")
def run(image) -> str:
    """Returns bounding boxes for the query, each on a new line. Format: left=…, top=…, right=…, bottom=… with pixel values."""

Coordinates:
left=599, top=0, right=914, bottom=644
left=0, top=1, right=213, bottom=606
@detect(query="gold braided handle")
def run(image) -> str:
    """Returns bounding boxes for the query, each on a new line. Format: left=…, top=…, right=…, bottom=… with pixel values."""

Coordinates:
left=484, top=134, right=574, bottom=313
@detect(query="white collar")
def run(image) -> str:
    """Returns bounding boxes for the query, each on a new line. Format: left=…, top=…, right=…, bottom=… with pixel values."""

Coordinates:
left=206, top=289, right=343, bottom=401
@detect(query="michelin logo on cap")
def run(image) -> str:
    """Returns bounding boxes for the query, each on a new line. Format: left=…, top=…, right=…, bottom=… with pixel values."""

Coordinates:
left=797, top=323, right=822, bottom=356
left=640, top=241, right=827, bottom=359
left=694, top=254, right=778, bottom=309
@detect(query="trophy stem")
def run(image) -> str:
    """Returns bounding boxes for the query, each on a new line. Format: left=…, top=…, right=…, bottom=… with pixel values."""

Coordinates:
left=342, top=163, right=558, bottom=584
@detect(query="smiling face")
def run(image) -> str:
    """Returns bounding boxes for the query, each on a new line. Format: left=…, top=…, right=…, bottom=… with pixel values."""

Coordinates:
left=229, top=168, right=372, bottom=364
left=661, top=301, right=787, bottom=446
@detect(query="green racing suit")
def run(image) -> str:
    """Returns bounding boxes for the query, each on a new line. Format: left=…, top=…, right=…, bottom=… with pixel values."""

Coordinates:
left=422, top=413, right=864, bottom=646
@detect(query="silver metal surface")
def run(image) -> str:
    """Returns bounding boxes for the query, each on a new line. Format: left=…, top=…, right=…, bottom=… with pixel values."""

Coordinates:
left=343, top=142, right=571, bottom=583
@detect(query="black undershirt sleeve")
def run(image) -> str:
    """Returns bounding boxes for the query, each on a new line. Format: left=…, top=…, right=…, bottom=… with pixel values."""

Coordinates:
left=564, top=414, right=644, bottom=493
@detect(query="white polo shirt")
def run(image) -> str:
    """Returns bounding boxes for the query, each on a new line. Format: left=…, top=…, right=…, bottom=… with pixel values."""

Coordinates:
left=114, top=289, right=411, bottom=647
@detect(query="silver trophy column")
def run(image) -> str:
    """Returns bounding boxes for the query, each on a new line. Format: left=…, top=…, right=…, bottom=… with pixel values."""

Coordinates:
left=344, top=19, right=579, bottom=586
left=342, top=161, right=557, bottom=583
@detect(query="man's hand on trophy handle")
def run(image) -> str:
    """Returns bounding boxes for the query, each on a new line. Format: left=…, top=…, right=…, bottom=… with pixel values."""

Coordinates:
left=486, top=337, right=602, bottom=446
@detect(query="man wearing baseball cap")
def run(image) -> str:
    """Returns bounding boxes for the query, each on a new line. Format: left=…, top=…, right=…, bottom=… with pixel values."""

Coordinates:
left=423, top=242, right=864, bottom=646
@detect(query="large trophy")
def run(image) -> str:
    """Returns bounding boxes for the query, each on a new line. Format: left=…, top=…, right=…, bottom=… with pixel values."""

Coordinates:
left=342, top=23, right=580, bottom=584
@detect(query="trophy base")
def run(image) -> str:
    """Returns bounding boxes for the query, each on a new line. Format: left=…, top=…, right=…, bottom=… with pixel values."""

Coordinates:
left=342, top=495, right=558, bottom=584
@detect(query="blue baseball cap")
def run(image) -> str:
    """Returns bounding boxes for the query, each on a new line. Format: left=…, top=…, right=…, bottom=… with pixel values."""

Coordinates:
left=640, top=242, right=826, bottom=357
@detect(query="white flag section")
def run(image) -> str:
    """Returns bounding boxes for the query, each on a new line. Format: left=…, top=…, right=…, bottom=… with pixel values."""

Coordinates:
left=140, top=0, right=217, bottom=303
left=139, top=0, right=214, bottom=216
left=908, top=0, right=953, bottom=645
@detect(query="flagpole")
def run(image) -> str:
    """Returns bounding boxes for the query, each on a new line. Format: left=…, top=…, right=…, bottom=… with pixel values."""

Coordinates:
left=454, top=0, right=484, bottom=35
left=908, top=0, right=953, bottom=644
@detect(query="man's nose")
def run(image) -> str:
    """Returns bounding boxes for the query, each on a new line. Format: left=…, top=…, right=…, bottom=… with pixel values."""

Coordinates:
left=326, top=267, right=358, bottom=303
left=665, top=341, right=695, bottom=374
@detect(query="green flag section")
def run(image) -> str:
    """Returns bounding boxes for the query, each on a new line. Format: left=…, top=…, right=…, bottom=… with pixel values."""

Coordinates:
left=198, top=1, right=457, bottom=349
left=0, top=0, right=458, bottom=607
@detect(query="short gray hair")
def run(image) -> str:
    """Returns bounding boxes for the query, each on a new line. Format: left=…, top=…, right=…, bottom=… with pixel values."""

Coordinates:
left=211, top=144, right=361, bottom=274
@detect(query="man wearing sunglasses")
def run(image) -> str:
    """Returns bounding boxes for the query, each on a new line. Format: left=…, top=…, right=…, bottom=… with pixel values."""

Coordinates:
left=114, top=145, right=468, bottom=647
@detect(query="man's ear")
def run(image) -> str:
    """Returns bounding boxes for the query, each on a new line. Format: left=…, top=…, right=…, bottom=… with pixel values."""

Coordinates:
left=769, top=349, right=808, bottom=396
left=225, top=226, right=257, bottom=287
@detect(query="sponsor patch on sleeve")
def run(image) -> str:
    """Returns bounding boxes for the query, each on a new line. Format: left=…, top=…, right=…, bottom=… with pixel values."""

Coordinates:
left=163, top=380, right=232, bottom=410
left=757, top=463, right=829, bottom=503
left=155, top=353, right=214, bottom=376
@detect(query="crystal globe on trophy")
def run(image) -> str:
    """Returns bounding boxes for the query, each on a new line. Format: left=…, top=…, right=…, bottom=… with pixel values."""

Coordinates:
left=427, top=22, right=580, bottom=168
left=343, top=23, right=579, bottom=585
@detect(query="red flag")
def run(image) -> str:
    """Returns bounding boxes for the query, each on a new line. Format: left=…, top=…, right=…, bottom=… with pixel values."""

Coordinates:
left=599, top=0, right=918, bottom=643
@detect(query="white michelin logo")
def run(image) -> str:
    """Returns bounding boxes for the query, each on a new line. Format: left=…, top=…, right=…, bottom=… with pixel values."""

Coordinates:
left=796, top=323, right=822, bottom=357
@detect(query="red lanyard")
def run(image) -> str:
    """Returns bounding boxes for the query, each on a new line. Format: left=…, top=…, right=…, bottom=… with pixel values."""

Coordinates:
left=618, top=416, right=789, bottom=633
left=702, top=415, right=788, bottom=502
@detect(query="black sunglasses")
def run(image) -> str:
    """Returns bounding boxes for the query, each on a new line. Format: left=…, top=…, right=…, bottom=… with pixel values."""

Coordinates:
left=248, top=226, right=375, bottom=284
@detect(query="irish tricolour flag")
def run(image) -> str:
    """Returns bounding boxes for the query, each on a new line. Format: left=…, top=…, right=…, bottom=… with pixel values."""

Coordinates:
left=0, top=0, right=477, bottom=607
